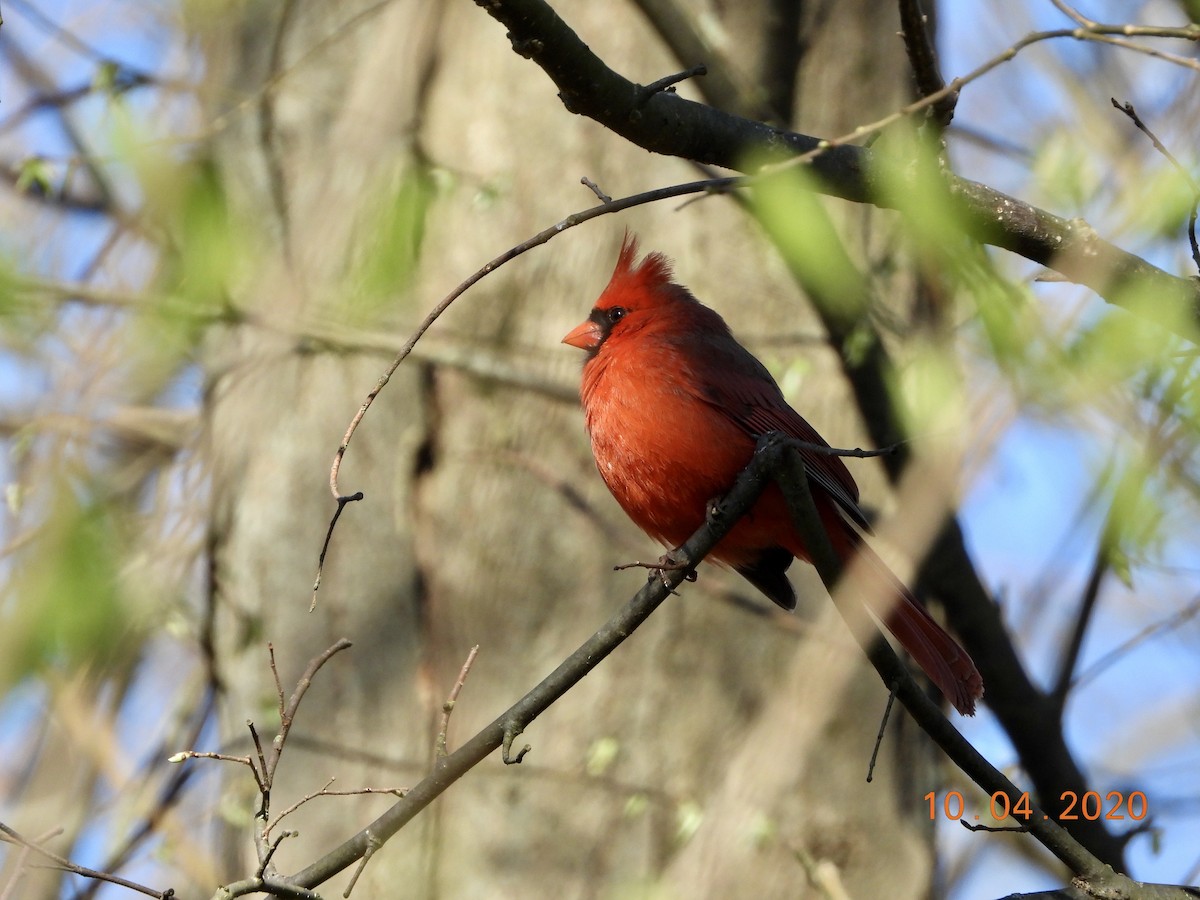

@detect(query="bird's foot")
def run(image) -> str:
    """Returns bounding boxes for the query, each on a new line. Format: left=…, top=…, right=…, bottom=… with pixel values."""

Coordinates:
left=705, top=496, right=727, bottom=525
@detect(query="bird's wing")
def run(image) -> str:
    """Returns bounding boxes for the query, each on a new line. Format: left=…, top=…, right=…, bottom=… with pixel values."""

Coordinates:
left=689, top=336, right=872, bottom=531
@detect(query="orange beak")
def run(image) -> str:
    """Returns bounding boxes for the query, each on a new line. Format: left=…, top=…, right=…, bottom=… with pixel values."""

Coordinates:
left=562, top=319, right=602, bottom=351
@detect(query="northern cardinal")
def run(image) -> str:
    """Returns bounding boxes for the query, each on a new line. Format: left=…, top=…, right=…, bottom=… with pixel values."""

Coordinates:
left=563, top=235, right=983, bottom=715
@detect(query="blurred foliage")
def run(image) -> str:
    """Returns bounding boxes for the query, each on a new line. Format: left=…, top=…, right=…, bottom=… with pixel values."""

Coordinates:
left=14, top=157, right=54, bottom=198
left=1, top=490, right=142, bottom=688
left=346, top=163, right=434, bottom=325
left=150, top=158, right=243, bottom=315
left=1031, top=129, right=1102, bottom=212
left=1100, top=456, right=1164, bottom=588
left=750, top=165, right=869, bottom=333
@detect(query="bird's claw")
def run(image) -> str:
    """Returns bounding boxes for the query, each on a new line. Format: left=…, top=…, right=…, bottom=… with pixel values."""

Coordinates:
left=655, top=550, right=696, bottom=588
left=705, top=497, right=724, bottom=524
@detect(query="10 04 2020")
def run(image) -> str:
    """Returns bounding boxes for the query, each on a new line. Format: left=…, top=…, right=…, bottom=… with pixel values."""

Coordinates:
left=925, top=789, right=1148, bottom=823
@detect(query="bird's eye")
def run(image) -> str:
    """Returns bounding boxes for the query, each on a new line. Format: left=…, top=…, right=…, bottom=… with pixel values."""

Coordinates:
left=607, top=306, right=628, bottom=324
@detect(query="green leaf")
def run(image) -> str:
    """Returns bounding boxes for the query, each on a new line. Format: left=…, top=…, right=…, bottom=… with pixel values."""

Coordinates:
left=15, top=157, right=53, bottom=196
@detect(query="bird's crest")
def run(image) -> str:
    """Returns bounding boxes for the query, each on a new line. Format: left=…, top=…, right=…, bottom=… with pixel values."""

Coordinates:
left=601, top=233, right=675, bottom=306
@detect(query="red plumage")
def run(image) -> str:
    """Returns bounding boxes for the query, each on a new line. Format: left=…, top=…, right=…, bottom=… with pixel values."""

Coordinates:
left=563, top=235, right=983, bottom=715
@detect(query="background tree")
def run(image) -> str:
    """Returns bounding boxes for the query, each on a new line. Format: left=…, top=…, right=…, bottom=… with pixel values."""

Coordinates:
left=0, top=1, right=1198, bottom=899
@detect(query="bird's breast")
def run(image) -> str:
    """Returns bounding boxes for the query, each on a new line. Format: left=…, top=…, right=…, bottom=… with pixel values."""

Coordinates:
left=580, top=345, right=757, bottom=545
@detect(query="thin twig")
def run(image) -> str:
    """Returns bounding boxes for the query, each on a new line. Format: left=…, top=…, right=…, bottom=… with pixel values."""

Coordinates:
left=315, top=174, right=743, bottom=595
left=865, top=683, right=898, bottom=783
left=311, top=490, right=364, bottom=607
left=323, top=175, right=735, bottom=503
left=173, top=640, right=354, bottom=885
left=257, top=830, right=298, bottom=878
left=168, top=749, right=257, bottom=771
left=0, top=823, right=172, bottom=899
left=1049, top=0, right=1094, bottom=28
left=248, top=720, right=270, bottom=822
left=1072, top=595, right=1200, bottom=690
left=612, top=559, right=696, bottom=578
left=269, top=643, right=286, bottom=717
left=265, top=639, right=354, bottom=785
left=343, top=830, right=382, bottom=899
left=1111, top=98, right=1200, bottom=274
left=1050, top=543, right=1108, bottom=714
left=436, top=645, right=480, bottom=762
left=266, top=780, right=408, bottom=839
left=580, top=176, right=611, bottom=203
left=636, top=63, right=706, bottom=105
left=962, top=821, right=1030, bottom=834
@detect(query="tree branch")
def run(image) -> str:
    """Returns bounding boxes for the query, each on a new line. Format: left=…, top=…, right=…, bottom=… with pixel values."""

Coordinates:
left=0, top=823, right=173, bottom=899
left=899, top=0, right=956, bottom=131
left=278, top=433, right=782, bottom=891
left=766, top=439, right=1118, bottom=883
left=473, top=0, right=1200, bottom=341
left=272, top=433, right=1196, bottom=895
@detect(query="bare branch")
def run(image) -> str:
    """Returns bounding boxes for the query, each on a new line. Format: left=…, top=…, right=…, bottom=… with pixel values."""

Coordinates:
left=580, top=176, right=611, bottom=203
left=472, top=0, right=1200, bottom=338
left=436, top=645, right=480, bottom=762
left=1073, top=595, right=1200, bottom=691
left=1111, top=98, right=1200, bottom=275
left=315, top=174, right=746, bottom=594
left=277, top=435, right=1128, bottom=893
left=1050, top=543, right=1108, bottom=713
left=267, top=780, right=408, bottom=839
left=865, top=684, right=899, bottom=783
left=168, top=749, right=257, bottom=772
left=631, top=0, right=775, bottom=119
left=763, top=437, right=1137, bottom=886
left=636, top=64, right=707, bottom=104
left=281, top=428, right=793, bottom=889
left=0, top=823, right=173, bottom=899
left=265, top=639, right=354, bottom=786
left=898, top=0, right=956, bottom=130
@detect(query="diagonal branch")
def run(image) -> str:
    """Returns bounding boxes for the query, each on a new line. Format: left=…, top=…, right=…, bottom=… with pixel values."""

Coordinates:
left=250, top=427, right=782, bottom=894
left=766, top=438, right=1120, bottom=886
left=267, top=434, right=1161, bottom=896
left=0, top=823, right=172, bottom=899
left=473, top=0, right=1200, bottom=342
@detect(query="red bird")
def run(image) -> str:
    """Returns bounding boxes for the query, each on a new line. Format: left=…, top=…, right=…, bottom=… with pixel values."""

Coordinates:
left=563, top=236, right=983, bottom=715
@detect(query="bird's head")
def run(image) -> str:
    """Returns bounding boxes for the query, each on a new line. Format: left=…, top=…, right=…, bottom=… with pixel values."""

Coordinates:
left=562, top=234, right=700, bottom=356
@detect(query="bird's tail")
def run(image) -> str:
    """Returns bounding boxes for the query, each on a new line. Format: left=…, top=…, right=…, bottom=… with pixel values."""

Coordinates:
left=830, top=527, right=983, bottom=716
